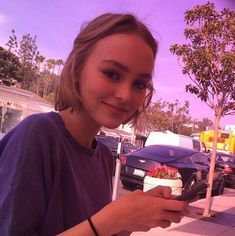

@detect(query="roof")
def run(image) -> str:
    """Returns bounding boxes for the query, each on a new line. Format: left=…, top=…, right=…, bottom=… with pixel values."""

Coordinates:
left=0, top=85, right=54, bottom=114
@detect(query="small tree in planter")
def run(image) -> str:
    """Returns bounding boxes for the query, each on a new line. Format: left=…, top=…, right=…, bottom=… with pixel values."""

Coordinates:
left=170, top=2, right=235, bottom=216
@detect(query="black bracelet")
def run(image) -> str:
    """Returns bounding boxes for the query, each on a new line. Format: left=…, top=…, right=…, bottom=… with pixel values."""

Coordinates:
left=88, top=217, right=100, bottom=236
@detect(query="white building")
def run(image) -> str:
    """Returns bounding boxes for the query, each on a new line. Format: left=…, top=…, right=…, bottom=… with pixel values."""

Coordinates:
left=0, top=85, right=54, bottom=133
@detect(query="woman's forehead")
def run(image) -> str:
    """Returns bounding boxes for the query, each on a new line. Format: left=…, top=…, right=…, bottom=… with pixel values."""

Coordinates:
left=88, top=33, right=155, bottom=73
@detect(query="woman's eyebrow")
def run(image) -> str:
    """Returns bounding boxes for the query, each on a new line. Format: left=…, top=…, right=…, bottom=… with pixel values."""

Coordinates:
left=102, top=59, right=129, bottom=72
left=101, top=59, right=152, bottom=79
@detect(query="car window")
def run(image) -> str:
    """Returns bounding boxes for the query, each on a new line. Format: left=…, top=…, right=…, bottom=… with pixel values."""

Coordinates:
left=190, top=154, right=200, bottom=163
left=202, top=142, right=207, bottom=152
left=196, top=153, right=210, bottom=164
left=148, top=148, right=177, bottom=158
left=192, top=140, right=201, bottom=151
left=217, top=154, right=235, bottom=163
left=218, top=155, right=230, bottom=162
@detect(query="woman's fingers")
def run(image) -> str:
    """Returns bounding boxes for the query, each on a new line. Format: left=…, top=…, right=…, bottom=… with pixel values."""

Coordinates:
left=145, top=185, right=172, bottom=199
left=113, top=189, right=191, bottom=232
left=162, top=209, right=183, bottom=223
left=158, top=220, right=171, bottom=229
left=163, top=198, right=189, bottom=212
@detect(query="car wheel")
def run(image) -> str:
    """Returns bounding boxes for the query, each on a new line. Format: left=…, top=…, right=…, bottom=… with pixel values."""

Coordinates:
left=183, top=177, right=197, bottom=194
left=214, top=178, right=225, bottom=196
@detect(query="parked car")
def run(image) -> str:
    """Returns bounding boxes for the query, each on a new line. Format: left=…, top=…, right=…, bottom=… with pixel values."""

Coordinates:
left=122, top=142, right=139, bottom=153
left=145, top=131, right=207, bottom=153
left=209, top=152, right=235, bottom=188
left=95, top=135, right=138, bottom=158
left=120, top=144, right=225, bottom=196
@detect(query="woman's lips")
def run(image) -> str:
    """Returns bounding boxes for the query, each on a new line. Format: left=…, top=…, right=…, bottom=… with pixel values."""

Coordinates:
left=102, top=102, right=129, bottom=114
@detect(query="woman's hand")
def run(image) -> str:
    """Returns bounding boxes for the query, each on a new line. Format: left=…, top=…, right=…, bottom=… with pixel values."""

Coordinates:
left=145, top=185, right=173, bottom=198
left=58, top=186, right=190, bottom=236
left=93, top=186, right=190, bottom=235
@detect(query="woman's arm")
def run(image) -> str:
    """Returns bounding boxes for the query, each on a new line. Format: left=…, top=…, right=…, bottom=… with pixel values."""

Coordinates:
left=58, top=186, right=189, bottom=236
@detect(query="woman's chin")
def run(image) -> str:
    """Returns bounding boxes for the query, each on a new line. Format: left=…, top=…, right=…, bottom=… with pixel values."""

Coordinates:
left=102, top=123, right=121, bottom=129
left=98, top=115, right=130, bottom=129
left=100, top=119, right=124, bottom=129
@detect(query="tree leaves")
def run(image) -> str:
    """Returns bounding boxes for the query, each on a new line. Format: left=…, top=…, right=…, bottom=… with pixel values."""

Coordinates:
left=1, top=30, right=64, bottom=101
left=0, top=46, right=23, bottom=85
left=170, top=2, right=235, bottom=116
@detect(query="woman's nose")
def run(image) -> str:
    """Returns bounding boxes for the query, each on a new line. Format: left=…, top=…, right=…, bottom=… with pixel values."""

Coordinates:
left=114, top=84, right=132, bottom=102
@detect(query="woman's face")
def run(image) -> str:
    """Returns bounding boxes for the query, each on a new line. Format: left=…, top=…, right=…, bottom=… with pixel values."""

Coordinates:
left=78, top=33, right=154, bottom=129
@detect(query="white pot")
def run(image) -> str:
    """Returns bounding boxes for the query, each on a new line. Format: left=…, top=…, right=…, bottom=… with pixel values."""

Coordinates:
left=143, top=176, right=183, bottom=196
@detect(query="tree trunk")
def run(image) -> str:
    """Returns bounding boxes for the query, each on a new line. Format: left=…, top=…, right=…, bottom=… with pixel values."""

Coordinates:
left=203, top=112, right=221, bottom=216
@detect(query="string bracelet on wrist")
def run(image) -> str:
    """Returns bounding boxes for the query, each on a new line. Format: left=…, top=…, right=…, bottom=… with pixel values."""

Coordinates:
left=88, top=217, right=100, bottom=236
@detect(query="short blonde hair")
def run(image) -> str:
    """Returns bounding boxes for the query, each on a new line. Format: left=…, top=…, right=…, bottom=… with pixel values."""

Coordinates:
left=55, top=13, right=158, bottom=125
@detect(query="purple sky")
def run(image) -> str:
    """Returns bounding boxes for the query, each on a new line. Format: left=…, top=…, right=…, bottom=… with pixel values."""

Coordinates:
left=0, top=0, right=234, bottom=127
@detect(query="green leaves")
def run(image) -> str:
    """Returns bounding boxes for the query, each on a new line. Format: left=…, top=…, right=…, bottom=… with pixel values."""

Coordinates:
left=0, top=46, right=23, bottom=85
left=170, top=2, right=235, bottom=116
left=1, top=30, right=64, bottom=102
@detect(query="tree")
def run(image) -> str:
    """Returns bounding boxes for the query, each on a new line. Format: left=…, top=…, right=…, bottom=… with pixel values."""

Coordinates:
left=167, top=100, right=191, bottom=134
left=5, top=30, right=40, bottom=90
left=170, top=2, right=235, bottom=216
left=2, top=30, right=64, bottom=103
left=6, top=29, right=18, bottom=54
left=0, top=46, right=23, bottom=85
left=34, top=54, right=46, bottom=94
left=197, top=118, right=213, bottom=131
left=18, top=34, right=40, bottom=90
left=42, top=59, right=58, bottom=98
left=135, top=99, right=192, bottom=136
left=147, top=99, right=172, bottom=132
left=56, top=59, right=64, bottom=76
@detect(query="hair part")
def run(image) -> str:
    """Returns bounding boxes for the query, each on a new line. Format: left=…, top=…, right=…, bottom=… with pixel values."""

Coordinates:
left=55, top=13, right=158, bottom=125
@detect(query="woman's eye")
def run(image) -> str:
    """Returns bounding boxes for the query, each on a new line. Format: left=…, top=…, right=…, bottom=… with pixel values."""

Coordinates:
left=103, top=70, right=121, bottom=81
left=134, top=80, right=148, bottom=90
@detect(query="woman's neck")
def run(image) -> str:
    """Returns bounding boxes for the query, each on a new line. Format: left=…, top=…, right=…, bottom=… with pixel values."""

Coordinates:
left=58, top=108, right=101, bottom=149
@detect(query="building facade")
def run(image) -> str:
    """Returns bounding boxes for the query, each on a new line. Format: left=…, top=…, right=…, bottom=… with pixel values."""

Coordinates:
left=0, top=85, right=54, bottom=134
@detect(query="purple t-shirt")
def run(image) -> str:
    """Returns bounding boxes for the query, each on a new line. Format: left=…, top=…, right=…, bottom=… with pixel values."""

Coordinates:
left=0, top=112, right=114, bottom=236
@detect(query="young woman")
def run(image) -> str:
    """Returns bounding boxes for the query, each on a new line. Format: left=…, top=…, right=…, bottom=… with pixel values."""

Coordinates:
left=0, top=13, right=190, bottom=236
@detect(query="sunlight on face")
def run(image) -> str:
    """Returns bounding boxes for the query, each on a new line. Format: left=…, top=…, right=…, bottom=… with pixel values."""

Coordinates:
left=78, top=33, right=155, bottom=129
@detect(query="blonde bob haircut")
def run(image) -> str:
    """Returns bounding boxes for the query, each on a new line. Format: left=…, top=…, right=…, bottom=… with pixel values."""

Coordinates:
left=55, top=13, right=158, bottom=125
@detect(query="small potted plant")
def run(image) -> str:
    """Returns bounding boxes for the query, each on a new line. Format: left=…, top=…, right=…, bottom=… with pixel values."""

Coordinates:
left=143, top=165, right=183, bottom=195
